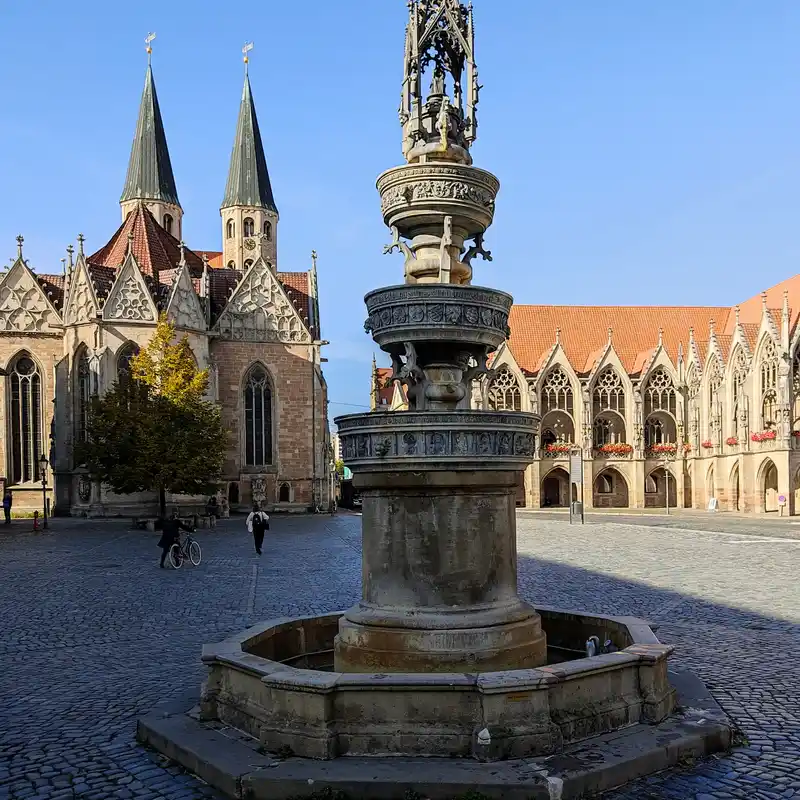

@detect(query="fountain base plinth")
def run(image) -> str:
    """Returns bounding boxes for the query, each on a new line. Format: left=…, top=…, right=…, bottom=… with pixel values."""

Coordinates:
left=334, top=467, right=547, bottom=672
left=334, top=610, right=546, bottom=674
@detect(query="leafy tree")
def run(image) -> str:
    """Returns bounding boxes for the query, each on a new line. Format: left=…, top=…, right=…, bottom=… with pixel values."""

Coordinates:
left=335, top=459, right=345, bottom=478
left=76, top=315, right=226, bottom=516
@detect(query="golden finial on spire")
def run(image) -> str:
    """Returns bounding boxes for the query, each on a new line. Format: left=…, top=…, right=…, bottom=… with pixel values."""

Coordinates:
left=243, top=41, right=254, bottom=73
left=145, top=32, right=156, bottom=64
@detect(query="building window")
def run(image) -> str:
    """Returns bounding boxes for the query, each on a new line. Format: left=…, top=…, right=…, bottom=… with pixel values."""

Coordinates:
left=593, top=368, right=625, bottom=416
left=163, top=214, right=173, bottom=235
left=542, top=367, right=573, bottom=415
left=760, top=338, right=779, bottom=428
left=227, top=220, right=235, bottom=239
left=227, top=260, right=236, bottom=269
left=244, top=365, right=273, bottom=467
left=9, top=354, right=42, bottom=484
left=243, top=217, right=255, bottom=237
left=279, top=482, right=290, bottom=503
left=264, top=220, right=272, bottom=241
left=488, top=368, right=522, bottom=411
left=75, top=347, right=92, bottom=444
left=244, top=259, right=253, bottom=270
left=731, top=348, right=748, bottom=428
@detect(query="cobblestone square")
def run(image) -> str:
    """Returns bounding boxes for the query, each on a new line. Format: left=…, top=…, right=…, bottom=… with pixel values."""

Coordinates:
left=0, top=513, right=798, bottom=799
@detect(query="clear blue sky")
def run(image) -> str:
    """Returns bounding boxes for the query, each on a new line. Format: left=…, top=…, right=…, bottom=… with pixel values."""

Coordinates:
left=2, top=1, right=800, bottom=419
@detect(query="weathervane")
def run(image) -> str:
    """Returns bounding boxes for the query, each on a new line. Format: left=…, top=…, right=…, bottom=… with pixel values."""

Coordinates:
left=145, top=32, right=156, bottom=63
left=242, top=41, right=253, bottom=72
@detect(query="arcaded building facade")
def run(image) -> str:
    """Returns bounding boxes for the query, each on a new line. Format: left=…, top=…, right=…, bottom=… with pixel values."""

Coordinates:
left=0, top=58, right=331, bottom=515
left=477, top=287, right=800, bottom=514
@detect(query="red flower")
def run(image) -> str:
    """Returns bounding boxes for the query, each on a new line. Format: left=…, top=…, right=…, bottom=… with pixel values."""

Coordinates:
left=725, top=437, right=738, bottom=446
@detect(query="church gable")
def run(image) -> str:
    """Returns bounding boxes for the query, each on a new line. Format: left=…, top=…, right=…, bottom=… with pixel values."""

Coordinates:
left=166, top=264, right=205, bottom=331
left=0, top=258, right=62, bottom=334
left=66, top=256, right=99, bottom=325
left=102, top=252, right=157, bottom=323
left=215, top=258, right=311, bottom=344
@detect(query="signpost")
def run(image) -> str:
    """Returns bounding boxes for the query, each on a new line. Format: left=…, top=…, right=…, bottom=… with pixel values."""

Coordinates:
left=778, top=494, right=787, bottom=517
left=569, top=449, right=585, bottom=525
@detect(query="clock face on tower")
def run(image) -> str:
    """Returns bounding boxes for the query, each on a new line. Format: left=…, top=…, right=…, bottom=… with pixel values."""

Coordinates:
left=244, top=238, right=256, bottom=251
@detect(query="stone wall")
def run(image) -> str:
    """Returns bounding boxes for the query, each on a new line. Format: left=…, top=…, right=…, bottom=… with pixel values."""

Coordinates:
left=212, top=340, right=327, bottom=510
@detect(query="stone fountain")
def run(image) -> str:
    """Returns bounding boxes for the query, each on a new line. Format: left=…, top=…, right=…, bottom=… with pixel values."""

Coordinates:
left=139, top=3, right=732, bottom=796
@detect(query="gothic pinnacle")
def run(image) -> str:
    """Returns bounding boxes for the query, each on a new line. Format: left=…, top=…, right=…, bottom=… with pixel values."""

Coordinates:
left=16, top=235, right=23, bottom=258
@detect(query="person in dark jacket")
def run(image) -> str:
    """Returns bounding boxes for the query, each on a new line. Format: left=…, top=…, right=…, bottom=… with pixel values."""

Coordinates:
left=157, top=509, right=192, bottom=568
left=2, top=491, right=12, bottom=525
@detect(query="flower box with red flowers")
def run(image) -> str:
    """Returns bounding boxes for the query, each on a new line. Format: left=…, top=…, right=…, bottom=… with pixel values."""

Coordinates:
left=725, top=437, right=738, bottom=446
left=596, top=443, right=633, bottom=456
left=545, top=443, right=572, bottom=454
left=751, top=430, right=777, bottom=443
left=682, top=443, right=693, bottom=453
left=647, top=443, right=677, bottom=454
left=793, top=431, right=800, bottom=438
left=701, top=440, right=714, bottom=449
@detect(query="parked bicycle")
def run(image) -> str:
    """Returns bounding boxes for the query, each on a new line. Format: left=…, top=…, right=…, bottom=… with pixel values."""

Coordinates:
left=168, top=530, right=202, bottom=569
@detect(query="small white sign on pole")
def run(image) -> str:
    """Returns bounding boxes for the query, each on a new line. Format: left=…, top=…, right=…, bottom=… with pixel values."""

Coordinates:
left=569, top=450, right=585, bottom=524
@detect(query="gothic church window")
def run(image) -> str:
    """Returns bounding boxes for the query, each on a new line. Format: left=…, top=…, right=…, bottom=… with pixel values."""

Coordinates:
left=9, top=353, right=42, bottom=484
left=264, top=221, right=272, bottom=241
left=243, top=218, right=255, bottom=237
left=227, top=260, right=235, bottom=269
left=163, top=214, right=173, bottom=235
left=244, top=365, right=273, bottom=467
left=117, top=343, right=140, bottom=387
left=75, top=347, right=92, bottom=445
left=227, top=220, right=235, bottom=239
left=488, top=368, right=522, bottom=411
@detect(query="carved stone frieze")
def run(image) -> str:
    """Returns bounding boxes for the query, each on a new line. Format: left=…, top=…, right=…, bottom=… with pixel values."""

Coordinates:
left=105, top=273, right=155, bottom=322
left=336, top=410, right=539, bottom=472
left=167, top=265, right=206, bottom=330
left=216, top=259, right=311, bottom=344
left=364, top=284, right=511, bottom=352
left=0, top=260, right=61, bottom=333
left=377, top=164, right=499, bottom=237
left=66, top=259, right=98, bottom=325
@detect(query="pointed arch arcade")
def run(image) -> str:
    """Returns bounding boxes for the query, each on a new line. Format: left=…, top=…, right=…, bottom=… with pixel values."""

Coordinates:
left=244, top=363, right=273, bottom=468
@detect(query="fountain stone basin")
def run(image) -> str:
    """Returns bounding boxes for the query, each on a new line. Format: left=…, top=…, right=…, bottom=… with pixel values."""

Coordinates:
left=199, top=608, right=675, bottom=762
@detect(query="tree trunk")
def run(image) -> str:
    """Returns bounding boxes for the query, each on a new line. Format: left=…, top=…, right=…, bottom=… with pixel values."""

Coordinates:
left=159, top=486, right=167, bottom=517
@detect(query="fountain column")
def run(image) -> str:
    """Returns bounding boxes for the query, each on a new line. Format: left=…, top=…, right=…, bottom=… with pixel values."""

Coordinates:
left=335, top=0, right=547, bottom=673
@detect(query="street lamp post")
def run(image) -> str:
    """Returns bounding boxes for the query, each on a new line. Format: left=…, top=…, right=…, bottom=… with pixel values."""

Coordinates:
left=39, top=454, right=48, bottom=530
left=661, top=458, right=670, bottom=516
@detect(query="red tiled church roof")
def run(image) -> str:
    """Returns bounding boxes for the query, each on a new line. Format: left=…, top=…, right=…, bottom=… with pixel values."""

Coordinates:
left=88, top=202, right=205, bottom=279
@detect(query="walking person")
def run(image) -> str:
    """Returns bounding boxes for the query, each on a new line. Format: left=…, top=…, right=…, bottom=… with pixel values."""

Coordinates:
left=246, top=503, right=269, bottom=555
left=2, top=490, right=11, bottom=525
left=157, top=508, right=192, bottom=568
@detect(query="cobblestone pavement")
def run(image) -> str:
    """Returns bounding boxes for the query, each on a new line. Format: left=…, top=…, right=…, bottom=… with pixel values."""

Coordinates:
left=0, top=514, right=798, bottom=799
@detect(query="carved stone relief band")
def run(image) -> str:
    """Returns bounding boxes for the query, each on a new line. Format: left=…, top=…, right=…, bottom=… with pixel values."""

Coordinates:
left=338, top=410, right=538, bottom=472
left=364, top=284, right=512, bottom=350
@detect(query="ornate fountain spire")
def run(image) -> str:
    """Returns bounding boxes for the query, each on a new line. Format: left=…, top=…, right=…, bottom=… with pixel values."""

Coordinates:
left=400, top=0, right=481, bottom=165
left=382, top=0, right=495, bottom=287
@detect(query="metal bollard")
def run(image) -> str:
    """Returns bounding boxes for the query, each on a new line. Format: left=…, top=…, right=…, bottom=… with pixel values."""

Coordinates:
left=33, top=511, right=39, bottom=531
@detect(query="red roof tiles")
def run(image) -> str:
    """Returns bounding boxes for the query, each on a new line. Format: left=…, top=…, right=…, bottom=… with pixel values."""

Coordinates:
left=508, top=305, right=730, bottom=376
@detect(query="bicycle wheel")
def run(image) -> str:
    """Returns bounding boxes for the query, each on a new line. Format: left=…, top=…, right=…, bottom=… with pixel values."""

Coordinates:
left=168, top=543, right=183, bottom=569
left=188, top=539, right=202, bottom=566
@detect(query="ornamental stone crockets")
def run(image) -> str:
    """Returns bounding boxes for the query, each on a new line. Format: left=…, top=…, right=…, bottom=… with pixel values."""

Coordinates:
left=334, top=0, right=546, bottom=673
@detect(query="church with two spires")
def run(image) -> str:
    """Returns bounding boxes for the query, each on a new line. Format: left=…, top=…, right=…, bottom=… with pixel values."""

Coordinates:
left=0, top=54, right=331, bottom=515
